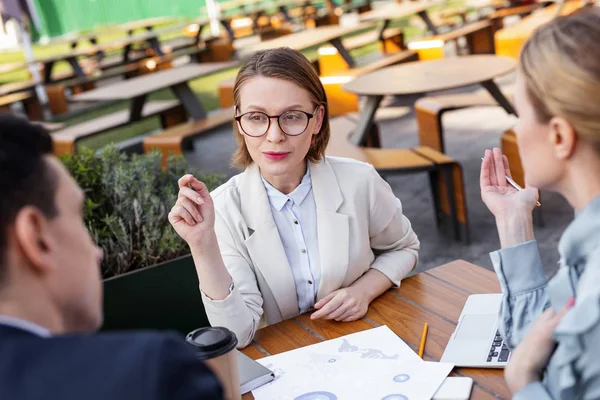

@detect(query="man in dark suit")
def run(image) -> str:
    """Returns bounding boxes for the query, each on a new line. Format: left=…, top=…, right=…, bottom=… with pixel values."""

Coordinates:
left=0, top=114, right=223, bottom=400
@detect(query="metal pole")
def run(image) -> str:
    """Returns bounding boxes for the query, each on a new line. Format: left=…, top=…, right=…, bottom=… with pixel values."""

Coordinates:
left=19, top=21, right=51, bottom=119
left=206, top=0, right=221, bottom=37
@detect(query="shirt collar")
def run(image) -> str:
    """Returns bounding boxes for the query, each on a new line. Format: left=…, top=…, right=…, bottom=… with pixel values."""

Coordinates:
left=0, top=315, right=51, bottom=337
left=558, top=194, right=600, bottom=266
left=261, top=165, right=312, bottom=211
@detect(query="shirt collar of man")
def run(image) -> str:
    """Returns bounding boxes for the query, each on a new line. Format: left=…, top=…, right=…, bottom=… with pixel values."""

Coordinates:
left=0, top=315, right=52, bottom=337
left=260, top=165, right=312, bottom=212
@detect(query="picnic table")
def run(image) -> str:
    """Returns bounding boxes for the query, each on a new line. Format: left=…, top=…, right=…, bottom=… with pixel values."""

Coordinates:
left=70, top=62, right=239, bottom=122
left=237, top=22, right=375, bottom=67
left=342, top=55, right=516, bottom=146
left=241, top=259, right=510, bottom=400
left=359, top=0, right=444, bottom=36
left=494, top=0, right=586, bottom=59
left=31, top=24, right=194, bottom=84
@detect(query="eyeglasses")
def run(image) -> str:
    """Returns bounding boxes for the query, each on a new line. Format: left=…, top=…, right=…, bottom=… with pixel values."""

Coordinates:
left=234, top=107, right=318, bottom=137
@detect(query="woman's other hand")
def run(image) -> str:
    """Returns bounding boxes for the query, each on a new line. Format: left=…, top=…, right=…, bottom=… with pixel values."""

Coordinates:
left=310, top=287, right=369, bottom=322
left=505, top=298, right=574, bottom=394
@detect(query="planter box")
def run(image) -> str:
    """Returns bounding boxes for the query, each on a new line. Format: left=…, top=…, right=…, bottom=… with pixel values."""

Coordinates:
left=101, top=254, right=209, bottom=335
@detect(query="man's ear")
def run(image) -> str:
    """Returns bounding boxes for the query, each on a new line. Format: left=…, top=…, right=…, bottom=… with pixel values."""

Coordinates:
left=13, top=206, right=54, bottom=275
left=549, top=116, right=577, bottom=161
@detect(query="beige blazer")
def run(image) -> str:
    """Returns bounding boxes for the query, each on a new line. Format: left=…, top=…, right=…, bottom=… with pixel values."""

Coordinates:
left=201, top=156, right=419, bottom=348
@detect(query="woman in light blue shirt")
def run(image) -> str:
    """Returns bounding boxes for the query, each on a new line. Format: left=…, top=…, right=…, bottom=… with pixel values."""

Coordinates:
left=480, top=8, right=600, bottom=399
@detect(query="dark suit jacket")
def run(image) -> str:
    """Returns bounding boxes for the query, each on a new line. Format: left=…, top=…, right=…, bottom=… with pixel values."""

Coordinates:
left=0, top=324, right=223, bottom=400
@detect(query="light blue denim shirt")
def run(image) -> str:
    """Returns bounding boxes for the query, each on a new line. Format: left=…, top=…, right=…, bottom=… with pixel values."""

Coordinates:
left=260, top=167, right=321, bottom=314
left=490, top=195, right=600, bottom=399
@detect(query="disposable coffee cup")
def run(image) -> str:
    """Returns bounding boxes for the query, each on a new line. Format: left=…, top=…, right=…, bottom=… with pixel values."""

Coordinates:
left=186, top=327, right=241, bottom=400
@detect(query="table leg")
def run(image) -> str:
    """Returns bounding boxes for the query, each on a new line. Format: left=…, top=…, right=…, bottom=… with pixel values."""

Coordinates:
left=149, top=37, right=165, bottom=56
left=279, top=5, right=293, bottom=22
left=349, top=95, right=384, bottom=146
left=129, top=95, right=147, bottom=122
left=417, top=10, right=439, bottom=35
left=375, top=19, right=390, bottom=42
left=122, top=43, right=133, bottom=64
left=67, top=57, right=86, bottom=79
left=194, top=24, right=206, bottom=46
left=172, top=82, right=206, bottom=120
left=221, top=20, right=236, bottom=42
left=480, top=80, right=517, bottom=116
left=89, top=37, right=105, bottom=60
left=43, top=61, right=55, bottom=83
left=329, top=37, right=356, bottom=68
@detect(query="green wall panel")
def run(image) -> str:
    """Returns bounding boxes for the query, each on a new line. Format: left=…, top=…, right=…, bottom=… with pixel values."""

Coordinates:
left=33, top=0, right=210, bottom=38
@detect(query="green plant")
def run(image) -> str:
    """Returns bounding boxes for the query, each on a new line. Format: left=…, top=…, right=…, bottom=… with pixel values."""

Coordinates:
left=61, top=146, right=225, bottom=279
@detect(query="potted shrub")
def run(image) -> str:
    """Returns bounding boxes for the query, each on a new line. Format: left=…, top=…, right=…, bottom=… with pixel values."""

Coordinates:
left=61, top=146, right=225, bottom=334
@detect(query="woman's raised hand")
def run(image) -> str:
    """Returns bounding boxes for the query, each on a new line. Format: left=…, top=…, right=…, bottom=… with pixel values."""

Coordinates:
left=168, top=174, right=216, bottom=247
left=480, top=148, right=539, bottom=220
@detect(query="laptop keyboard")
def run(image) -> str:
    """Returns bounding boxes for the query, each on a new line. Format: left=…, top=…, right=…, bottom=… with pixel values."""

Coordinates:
left=487, top=330, right=511, bottom=363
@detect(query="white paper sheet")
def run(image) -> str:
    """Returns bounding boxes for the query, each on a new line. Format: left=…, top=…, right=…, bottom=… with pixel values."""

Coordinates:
left=252, top=326, right=454, bottom=400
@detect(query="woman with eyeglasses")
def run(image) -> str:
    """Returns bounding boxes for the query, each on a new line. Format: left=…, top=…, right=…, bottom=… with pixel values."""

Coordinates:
left=168, top=47, right=419, bottom=348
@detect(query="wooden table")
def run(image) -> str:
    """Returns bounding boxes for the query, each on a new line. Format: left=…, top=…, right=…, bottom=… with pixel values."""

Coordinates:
left=341, top=55, right=516, bottom=146
left=237, top=22, right=375, bottom=67
left=241, top=260, right=510, bottom=399
left=494, top=1, right=585, bottom=59
left=34, top=24, right=196, bottom=83
left=359, top=0, right=444, bottom=36
left=71, top=62, right=238, bottom=122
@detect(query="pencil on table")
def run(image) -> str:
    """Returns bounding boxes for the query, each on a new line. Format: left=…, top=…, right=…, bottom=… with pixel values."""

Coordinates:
left=418, top=322, right=428, bottom=359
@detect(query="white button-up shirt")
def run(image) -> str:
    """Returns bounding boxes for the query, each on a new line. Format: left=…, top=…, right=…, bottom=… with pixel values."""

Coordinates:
left=261, top=167, right=321, bottom=314
left=0, top=315, right=51, bottom=337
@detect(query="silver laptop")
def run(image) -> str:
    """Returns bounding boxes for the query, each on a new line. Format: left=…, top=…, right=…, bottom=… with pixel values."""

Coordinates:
left=441, top=294, right=511, bottom=368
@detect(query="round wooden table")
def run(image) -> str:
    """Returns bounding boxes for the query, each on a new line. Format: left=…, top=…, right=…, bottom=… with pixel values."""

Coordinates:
left=342, top=55, right=517, bottom=146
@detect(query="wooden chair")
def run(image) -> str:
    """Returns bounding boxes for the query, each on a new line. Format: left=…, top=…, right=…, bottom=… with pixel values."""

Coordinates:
left=143, top=107, right=234, bottom=165
left=328, top=115, right=470, bottom=242
left=51, top=100, right=186, bottom=156
left=501, top=128, right=544, bottom=226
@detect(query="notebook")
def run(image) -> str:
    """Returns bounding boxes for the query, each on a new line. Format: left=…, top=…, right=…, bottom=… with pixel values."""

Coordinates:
left=237, top=350, right=275, bottom=394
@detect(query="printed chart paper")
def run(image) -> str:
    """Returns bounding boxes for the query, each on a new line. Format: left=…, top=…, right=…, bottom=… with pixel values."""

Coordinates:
left=252, top=326, right=454, bottom=400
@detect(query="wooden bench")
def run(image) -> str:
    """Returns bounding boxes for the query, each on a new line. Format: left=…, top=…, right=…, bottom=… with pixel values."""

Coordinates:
left=328, top=115, right=469, bottom=242
left=143, top=107, right=234, bottom=164
left=488, top=3, right=541, bottom=31
left=51, top=100, right=185, bottom=156
left=0, top=91, right=43, bottom=121
left=342, top=27, right=404, bottom=53
left=353, top=49, right=418, bottom=75
left=415, top=89, right=513, bottom=153
left=0, top=80, right=38, bottom=97
left=408, top=20, right=495, bottom=59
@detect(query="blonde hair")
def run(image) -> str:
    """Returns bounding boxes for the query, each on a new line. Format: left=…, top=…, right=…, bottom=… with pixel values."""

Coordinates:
left=520, top=7, right=600, bottom=148
left=231, top=48, right=331, bottom=169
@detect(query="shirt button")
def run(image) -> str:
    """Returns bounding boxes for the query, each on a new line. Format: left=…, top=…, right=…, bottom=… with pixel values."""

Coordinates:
left=294, top=220, right=299, bottom=224
left=308, top=280, right=313, bottom=284
left=301, top=249, right=306, bottom=254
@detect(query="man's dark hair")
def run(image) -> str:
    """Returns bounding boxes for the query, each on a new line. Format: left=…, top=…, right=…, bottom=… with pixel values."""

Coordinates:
left=0, top=114, right=58, bottom=277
